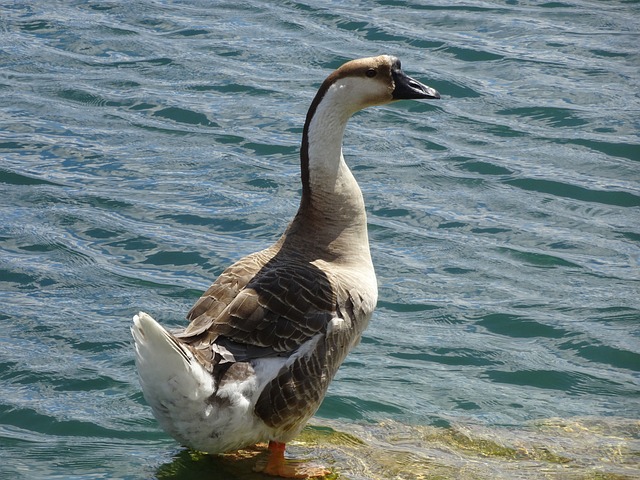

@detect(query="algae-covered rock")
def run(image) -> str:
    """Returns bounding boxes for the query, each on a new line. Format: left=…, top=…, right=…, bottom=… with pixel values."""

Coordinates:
left=154, top=416, right=640, bottom=479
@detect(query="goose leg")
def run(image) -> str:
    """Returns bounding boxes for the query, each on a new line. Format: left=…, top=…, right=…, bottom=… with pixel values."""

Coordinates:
left=255, top=441, right=331, bottom=478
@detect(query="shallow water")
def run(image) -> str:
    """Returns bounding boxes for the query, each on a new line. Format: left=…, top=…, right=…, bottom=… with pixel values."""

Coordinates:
left=1, top=1, right=639, bottom=478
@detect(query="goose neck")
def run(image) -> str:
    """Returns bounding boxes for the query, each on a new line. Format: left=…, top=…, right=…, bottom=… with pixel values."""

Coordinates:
left=283, top=82, right=370, bottom=260
left=301, top=85, right=363, bottom=214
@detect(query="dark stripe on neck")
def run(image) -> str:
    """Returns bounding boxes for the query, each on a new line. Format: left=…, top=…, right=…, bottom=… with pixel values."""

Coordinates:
left=299, top=70, right=343, bottom=209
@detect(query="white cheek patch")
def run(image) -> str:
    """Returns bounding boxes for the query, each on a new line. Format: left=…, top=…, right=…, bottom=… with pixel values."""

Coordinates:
left=330, top=76, right=393, bottom=110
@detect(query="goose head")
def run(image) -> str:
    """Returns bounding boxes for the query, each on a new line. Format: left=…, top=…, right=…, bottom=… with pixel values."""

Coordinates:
left=314, top=55, right=440, bottom=116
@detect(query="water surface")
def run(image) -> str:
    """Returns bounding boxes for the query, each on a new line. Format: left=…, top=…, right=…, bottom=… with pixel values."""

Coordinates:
left=1, top=1, right=639, bottom=478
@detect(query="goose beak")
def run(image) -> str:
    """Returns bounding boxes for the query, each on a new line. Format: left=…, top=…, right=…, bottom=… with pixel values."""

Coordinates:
left=392, top=69, right=440, bottom=100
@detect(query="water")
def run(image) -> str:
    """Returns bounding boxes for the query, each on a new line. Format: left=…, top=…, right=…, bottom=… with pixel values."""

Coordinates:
left=1, top=0, right=639, bottom=478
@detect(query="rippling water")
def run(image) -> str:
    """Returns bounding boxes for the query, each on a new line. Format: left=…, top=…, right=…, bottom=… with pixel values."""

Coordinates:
left=1, top=1, right=638, bottom=478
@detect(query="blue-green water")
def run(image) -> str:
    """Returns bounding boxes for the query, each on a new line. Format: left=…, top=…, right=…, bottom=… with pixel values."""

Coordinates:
left=1, top=1, right=639, bottom=478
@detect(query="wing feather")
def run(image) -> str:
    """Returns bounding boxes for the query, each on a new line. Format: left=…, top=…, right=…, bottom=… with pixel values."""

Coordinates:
left=176, top=248, right=337, bottom=362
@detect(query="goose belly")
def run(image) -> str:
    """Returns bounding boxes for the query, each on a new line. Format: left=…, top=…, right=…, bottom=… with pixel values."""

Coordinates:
left=146, top=362, right=279, bottom=454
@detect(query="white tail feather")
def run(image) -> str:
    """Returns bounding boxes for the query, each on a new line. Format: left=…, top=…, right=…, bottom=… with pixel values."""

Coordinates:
left=131, top=312, right=214, bottom=415
left=131, top=312, right=267, bottom=453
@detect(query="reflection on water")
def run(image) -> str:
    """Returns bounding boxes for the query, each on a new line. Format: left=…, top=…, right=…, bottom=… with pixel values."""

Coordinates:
left=154, top=417, right=639, bottom=479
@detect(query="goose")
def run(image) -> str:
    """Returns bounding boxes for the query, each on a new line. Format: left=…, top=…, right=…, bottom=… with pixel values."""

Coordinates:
left=131, top=55, right=440, bottom=478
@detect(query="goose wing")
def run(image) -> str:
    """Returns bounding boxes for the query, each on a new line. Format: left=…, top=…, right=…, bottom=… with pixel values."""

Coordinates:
left=176, top=250, right=338, bottom=367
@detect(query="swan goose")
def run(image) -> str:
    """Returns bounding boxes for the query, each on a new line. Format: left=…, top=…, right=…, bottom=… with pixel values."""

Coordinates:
left=132, top=55, right=440, bottom=478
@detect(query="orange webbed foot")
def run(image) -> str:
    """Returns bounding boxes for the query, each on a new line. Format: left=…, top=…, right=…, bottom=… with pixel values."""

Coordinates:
left=254, top=441, right=331, bottom=479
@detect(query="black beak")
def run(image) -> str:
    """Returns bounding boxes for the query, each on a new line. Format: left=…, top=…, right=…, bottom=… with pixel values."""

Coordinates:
left=392, top=68, right=440, bottom=100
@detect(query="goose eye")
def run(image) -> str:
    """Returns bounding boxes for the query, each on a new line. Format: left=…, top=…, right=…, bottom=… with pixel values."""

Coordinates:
left=365, top=68, right=377, bottom=78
